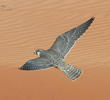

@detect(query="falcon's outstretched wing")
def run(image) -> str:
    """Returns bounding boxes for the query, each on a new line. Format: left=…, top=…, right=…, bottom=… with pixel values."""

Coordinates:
left=20, top=56, right=53, bottom=70
left=49, top=17, right=95, bottom=58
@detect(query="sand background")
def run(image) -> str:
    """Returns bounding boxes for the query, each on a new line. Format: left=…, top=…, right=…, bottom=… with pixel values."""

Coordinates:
left=0, top=0, right=110, bottom=100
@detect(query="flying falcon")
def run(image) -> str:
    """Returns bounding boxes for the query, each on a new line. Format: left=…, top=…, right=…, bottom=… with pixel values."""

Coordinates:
left=20, top=17, right=95, bottom=81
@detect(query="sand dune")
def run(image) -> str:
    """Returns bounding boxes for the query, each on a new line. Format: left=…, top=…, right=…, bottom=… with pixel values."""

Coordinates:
left=0, top=0, right=110, bottom=100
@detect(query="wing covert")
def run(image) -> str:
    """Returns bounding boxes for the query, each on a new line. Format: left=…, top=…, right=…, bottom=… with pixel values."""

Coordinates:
left=49, top=17, right=95, bottom=58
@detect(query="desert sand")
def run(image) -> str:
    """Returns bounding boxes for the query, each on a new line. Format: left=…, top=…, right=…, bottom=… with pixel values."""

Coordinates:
left=0, top=0, right=110, bottom=100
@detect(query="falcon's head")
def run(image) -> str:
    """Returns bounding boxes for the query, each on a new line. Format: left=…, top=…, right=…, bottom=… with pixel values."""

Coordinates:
left=34, top=49, right=44, bottom=57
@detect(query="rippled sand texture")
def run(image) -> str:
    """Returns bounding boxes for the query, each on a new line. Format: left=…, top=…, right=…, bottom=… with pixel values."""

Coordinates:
left=0, top=0, right=110, bottom=100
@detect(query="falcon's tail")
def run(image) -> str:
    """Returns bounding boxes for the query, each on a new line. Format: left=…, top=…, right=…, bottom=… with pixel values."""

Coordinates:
left=58, top=62, right=82, bottom=81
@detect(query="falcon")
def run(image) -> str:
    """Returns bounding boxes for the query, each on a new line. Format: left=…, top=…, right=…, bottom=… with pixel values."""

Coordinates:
left=20, top=17, right=95, bottom=81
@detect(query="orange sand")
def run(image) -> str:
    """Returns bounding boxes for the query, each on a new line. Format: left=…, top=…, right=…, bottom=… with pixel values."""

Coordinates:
left=0, top=0, right=110, bottom=100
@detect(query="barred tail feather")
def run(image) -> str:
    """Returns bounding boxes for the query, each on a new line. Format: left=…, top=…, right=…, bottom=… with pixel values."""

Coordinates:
left=58, top=62, right=82, bottom=80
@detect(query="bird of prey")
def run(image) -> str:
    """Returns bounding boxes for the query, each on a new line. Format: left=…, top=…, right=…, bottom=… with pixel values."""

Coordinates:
left=20, top=17, right=95, bottom=81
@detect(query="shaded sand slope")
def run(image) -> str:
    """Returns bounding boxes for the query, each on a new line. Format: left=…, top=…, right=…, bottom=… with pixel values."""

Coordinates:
left=0, top=0, right=110, bottom=100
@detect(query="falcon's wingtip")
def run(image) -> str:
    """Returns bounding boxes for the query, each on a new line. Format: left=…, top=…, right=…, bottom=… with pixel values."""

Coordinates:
left=89, top=17, right=95, bottom=22
left=19, top=66, right=24, bottom=70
